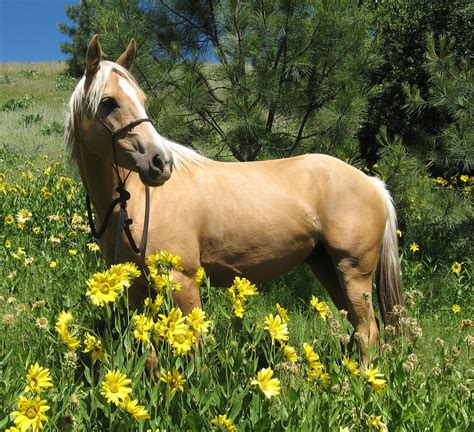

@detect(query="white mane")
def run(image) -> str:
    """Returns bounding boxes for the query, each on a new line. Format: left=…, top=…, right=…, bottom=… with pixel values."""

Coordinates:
left=64, top=60, right=212, bottom=170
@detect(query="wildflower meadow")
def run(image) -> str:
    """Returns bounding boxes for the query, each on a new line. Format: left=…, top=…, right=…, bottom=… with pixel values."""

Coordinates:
left=0, top=64, right=472, bottom=431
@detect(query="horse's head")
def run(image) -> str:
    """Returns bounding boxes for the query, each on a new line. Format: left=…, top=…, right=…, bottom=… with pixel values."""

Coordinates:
left=68, top=35, right=173, bottom=187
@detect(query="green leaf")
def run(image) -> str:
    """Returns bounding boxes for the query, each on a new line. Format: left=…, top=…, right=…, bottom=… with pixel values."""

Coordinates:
left=185, top=410, right=205, bottom=431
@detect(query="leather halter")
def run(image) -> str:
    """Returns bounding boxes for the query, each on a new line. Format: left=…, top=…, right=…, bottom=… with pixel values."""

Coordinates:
left=86, top=116, right=151, bottom=262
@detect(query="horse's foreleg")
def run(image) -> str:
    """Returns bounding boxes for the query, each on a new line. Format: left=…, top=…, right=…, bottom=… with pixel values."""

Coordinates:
left=171, top=271, right=203, bottom=315
left=171, top=271, right=203, bottom=369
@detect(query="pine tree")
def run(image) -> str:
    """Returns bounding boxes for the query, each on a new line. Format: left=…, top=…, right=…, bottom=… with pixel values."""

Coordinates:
left=404, top=34, right=473, bottom=174
left=361, top=0, right=473, bottom=163
left=59, top=0, right=99, bottom=77
left=92, top=0, right=377, bottom=162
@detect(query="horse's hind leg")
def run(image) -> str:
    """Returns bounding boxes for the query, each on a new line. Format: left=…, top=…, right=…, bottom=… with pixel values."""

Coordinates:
left=335, top=259, right=379, bottom=365
left=307, top=249, right=348, bottom=312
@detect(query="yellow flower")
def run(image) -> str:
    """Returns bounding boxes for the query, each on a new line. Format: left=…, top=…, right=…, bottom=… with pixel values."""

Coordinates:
left=144, top=295, right=163, bottom=316
left=58, top=329, right=80, bottom=351
left=4, top=239, right=12, bottom=249
left=228, top=277, right=259, bottom=318
left=310, top=296, right=332, bottom=320
left=5, top=426, right=21, bottom=432
left=409, top=242, right=420, bottom=253
left=342, top=356, right=360, bottom=378
left=41, top=187, right=52, bottom=198
left=55, top=310, right=73, bottom=332
left=232, top=277, right=259, bottom=297
left=123, top=396, right=150, bottom=421
left=251, top=368, right=281, bottom=399
left=307, top=368, right=331, bottom=388
left=49, top=261, right=58, bottom=269
left=5, top=214, right=14, bottom=225
left=146, top=250, right=184, bottom=271
left=25, top=363, right=53, bottom=394
left=451, top=262, right=462, bottom=274
left=283, top=345, right=298, bottom=363
left=71, top=214, right=83, bottom=226
left=87, top=242, right=100, bottom=252
left=302, top=343, right=322, bottom=370
left=86, top=271, right=124, bottom=306
left=101, top=370, right=132, bottom=406
left=151, top=272, right=182, bottom=292
left=32, top=227, right=41, bottom=235
left=276, top=303, right=289, bottom=323
left=48, top=214, right=64, bottom=222
left=16, top=209, right=32, bottom=224
left=11, top=395, right=50, bottom=432
left=340, top=428, right=349, bottom=432
left=108, top=262, right=141, bottom=288
left=169, top=329, right=195, bottom=356
left=186, top=307, right=211, bottom=335
left=460, top=175, right=469, bottom=182
left=55, top=310, right=80, bottom=351
left=264, top=314, right=289, bottom=344
left=160, top=368, right=186, bottom=395
left=133, top=314, right=154, bottom=344
left=231, top=297, right=245, bottom=318
left=367, top=415, right=388, bottom=431
left=396, top=229, right=402, bottom=237
left=68, top=249, right=78, bottom=256
left=195, top=266, right=206, bottom=285
left=364, top=365, right=387, bottom=392
left=120, top=262, right=141, bottom=279
left=211, top=414, right=237, bottom=432
left=48, top=235, right=61, bottom=244
left=155, top=307, right=188, bottom=342
left=452, top=304, right=461, bottom=313
left=83, top=332, right=105, bottom=361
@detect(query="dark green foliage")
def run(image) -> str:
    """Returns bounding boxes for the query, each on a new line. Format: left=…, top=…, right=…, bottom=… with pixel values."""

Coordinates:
left=405, top=35, right=474, bottom=174
left=21, top=114, right=43, bottom=127
left=41, top=122, right=65, bottom=136
left=361, top=0, right=473, bottom=165
left=1, top=95, right=36, bottom=111
left=376, top=130, right=473, bottom=262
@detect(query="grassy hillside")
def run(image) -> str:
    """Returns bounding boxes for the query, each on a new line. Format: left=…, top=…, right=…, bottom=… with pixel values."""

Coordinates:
left=0, top=62, right=75, bottom=156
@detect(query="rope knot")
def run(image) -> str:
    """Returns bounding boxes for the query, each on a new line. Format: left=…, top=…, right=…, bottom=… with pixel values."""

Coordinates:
left=116, top=185, right=131, bottom=205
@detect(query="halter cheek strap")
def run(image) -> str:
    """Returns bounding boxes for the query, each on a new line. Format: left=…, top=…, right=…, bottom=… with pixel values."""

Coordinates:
left=86, top=116, right=152, bottom=261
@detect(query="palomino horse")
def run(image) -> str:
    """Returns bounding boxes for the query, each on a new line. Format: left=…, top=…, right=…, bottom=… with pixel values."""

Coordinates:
left=66, top=36, right=403, bottom=364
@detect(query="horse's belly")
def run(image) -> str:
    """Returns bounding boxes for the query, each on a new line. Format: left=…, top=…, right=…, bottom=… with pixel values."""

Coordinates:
left=201, top=233, right=316, bottom=286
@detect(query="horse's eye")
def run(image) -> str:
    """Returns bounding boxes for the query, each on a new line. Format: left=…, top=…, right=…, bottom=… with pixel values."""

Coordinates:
left=101, top=97, right=118, bottom=111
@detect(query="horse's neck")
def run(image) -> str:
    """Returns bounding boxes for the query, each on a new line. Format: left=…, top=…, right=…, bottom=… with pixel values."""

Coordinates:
left=77, top=148, right=121, bottom=222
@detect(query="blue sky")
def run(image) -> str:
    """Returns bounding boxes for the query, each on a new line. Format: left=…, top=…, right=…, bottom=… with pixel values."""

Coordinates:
left=0, top=0, right=75, bottom=62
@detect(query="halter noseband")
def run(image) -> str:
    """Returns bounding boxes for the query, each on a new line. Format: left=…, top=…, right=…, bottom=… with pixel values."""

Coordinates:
left=86, top=116, right=152, bottom=262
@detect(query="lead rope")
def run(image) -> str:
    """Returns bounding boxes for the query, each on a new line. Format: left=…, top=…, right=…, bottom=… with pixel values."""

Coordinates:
left=86, top=117, right=152, bottom=263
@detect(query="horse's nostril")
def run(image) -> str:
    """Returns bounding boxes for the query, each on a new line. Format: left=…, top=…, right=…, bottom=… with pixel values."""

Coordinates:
left=151, top=155, right=164, bottom=173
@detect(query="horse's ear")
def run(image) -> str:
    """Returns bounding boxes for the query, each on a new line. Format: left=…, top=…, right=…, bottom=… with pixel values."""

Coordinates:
left=86, top=34, right=102, bottom=77
left=116, top=39, right=137, bottom=70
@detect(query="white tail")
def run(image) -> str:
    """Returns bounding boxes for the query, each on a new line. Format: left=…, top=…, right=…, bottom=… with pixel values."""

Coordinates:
left=371, top=178, right=404, bottom=324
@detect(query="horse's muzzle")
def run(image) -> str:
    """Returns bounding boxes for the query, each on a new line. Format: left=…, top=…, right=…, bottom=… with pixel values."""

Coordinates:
left=135, top=152, right=173, bottom=187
